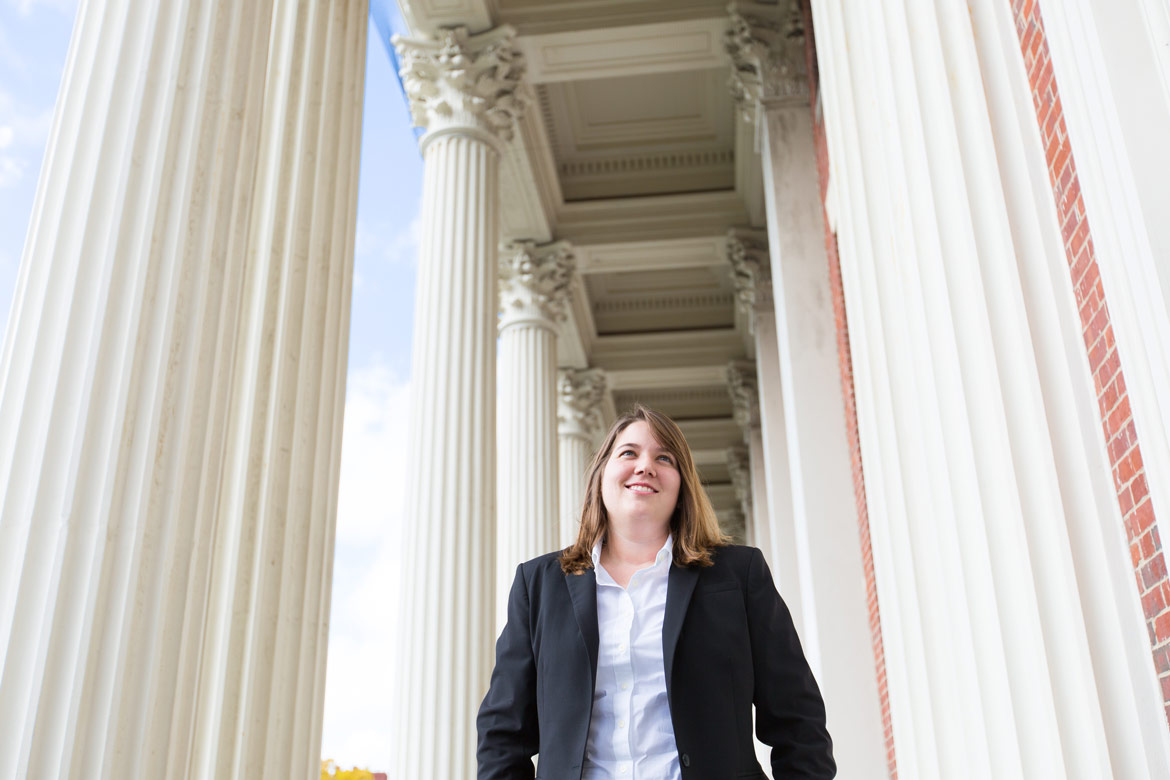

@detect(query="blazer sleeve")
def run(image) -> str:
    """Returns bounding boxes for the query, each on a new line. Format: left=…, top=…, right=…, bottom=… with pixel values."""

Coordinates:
left=476, top=563, right=539, bottom=780
left=746, top=547, right=837, bottom=778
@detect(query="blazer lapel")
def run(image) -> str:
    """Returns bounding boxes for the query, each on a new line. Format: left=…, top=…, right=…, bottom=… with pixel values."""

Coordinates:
left=662, top=562, right=700, bottom=702
left=565, top=568, right=599, bottom=687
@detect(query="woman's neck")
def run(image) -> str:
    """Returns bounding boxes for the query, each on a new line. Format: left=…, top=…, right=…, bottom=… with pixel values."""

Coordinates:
left=602, top=526, right=669, bottom=568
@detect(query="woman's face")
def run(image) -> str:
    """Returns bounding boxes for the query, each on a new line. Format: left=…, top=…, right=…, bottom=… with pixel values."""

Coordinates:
left=599, top=420, right=682, bottom=536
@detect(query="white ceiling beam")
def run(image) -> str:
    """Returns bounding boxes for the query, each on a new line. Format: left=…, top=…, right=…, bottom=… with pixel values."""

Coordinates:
left=604, top=364, right=729, bottom=391
left=397, top=0, right=494, bottom=35
left=575, top=235, right=729, bottom=275
left=517, top=17, right=731, bottom=83
left=556, top=190, right=749, bottom=245
left=590, top=328, right=745, bottom=372
left=679, top=418, right=744, bottom=452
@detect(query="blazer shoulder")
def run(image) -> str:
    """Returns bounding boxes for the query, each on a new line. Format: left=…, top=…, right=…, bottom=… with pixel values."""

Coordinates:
left=516, top=549, right=570, bottom=579
left=709, top=543, right=761, bottom=570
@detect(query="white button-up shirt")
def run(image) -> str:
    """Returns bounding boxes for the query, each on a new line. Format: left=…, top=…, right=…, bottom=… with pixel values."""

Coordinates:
left=582, top=536, right=681, bottom=780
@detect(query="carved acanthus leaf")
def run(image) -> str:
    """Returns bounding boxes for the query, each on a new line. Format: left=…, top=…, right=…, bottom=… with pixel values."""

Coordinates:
left=727, top=228, right=772, bottom=318
left=394, top=25, right=529, bottom=143
left=725, top=0, right=808, bottom=118
left=499, top=240, right=576, bottom=328
left=558, top=368, right=607, bottom=437
left=727, top=360, right=761, bottom=431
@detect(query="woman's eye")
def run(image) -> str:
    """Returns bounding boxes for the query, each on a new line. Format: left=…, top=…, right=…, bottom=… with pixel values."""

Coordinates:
left=658, top=455, right=675, bottom=465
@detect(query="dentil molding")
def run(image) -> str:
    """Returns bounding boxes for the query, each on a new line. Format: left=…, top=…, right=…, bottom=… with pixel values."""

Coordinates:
left=394, top=25, right=529, bottom=149
left=499, top=239, right=576, bottom=329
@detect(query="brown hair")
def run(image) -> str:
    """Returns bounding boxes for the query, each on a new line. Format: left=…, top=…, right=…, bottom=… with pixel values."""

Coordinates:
left=560, top=404, right=728, bottom=574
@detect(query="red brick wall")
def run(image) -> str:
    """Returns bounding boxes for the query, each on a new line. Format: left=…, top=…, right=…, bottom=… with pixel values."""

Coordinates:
left=800, top=3, right=897, bottom=777
left=1010, top=0, right=1170, bottom=726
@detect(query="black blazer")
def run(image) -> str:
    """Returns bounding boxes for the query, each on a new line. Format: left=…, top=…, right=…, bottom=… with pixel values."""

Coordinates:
left=477, top=544, right=835, bottom=779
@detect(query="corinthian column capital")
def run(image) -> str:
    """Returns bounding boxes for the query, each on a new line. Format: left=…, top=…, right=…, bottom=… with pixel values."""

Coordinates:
left=725, top=0, right=808, bottom=117
left=394, top=25, right=529, bottom=151
left=499, top=240, right=575, bottom=330
left=728, top=227, right=773, bottom=318
left=727, top=359, right=761, bottom=433
left=558, top=368, right=607, bottom=440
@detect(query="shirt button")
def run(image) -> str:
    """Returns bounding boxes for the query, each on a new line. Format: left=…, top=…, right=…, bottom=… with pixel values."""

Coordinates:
left=617, top=643, right=625, bottom=653
left=618, top=719, right=626, bottom=728
left=621, top=682, right=629, bottom=690
left=620, top=765, right=630, bottom=775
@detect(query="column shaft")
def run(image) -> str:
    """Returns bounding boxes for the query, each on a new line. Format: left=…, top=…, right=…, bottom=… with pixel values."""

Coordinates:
left=497, top=320, right=558, bottom=628
left=558, top=432, right=592, bottom=545
left=398, top=131, right=500, bottom=778
left=556, top=368, right=606, bottom=547
left=812, top=0, right=1141, bottom=774
left=496, top=240, right=573, bottom=627
left=0, top=1, right=366, bottom=778
left=392, top=23, right=528, bottom=777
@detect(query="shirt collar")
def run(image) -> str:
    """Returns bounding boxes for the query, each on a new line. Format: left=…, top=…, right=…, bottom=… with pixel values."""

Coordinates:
left=591, top=534, right=674, bottom=568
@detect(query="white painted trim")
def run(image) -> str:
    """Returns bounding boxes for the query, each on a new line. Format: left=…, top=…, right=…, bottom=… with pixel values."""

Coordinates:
left=518, top=17, right=730, bottom=83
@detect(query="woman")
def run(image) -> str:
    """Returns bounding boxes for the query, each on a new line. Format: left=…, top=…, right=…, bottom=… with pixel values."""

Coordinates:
left=477, top=405, right=835, bottom=779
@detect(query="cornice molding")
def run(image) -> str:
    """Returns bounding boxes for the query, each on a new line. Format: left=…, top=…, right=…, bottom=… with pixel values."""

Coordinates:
left=397, top=0, right=493, bottom=36
left=591, top=328, right=746, bottom=372
left=724, top=0, right=808, bottom=118
left=604, top=365, right=729, bottom=391
left=556, top=190, right=750, bottom=245
left=679, top=418, right=747, bottom=453
left=394, top=25, right=529, bottom=150
left=498, top=239, right=576, bottom=329
left=576, top=235, right=727, bottom=275
left=517, top=16, right=731, bottom=83
left=560, top=149, right=734, bottom=179
left=593, top=292, right=735, bottom=316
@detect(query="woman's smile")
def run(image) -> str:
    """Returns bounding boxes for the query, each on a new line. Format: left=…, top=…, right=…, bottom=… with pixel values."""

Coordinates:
left=600, top=420, right=681, bottom=529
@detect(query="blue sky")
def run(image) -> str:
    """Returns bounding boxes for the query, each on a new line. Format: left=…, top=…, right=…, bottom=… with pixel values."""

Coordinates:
left=0, top=0, right=421, bottom=772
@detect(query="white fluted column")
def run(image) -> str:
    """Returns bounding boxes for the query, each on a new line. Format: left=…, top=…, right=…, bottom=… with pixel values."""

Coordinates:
left=806, top=0, right=1163, bottom=775
left=496, top=240, right=574, bottom=628
left=557, top=367, right=606, bottom=547
left=0, top=2, right=367, bottom=778
left=728, top=3, right=887, bottom=776
left=392, top=25, right=527, bottom=778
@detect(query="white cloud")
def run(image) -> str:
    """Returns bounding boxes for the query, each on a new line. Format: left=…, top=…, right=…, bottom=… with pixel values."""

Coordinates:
left=322, top=360, right=412, bottom=773
left=0, top=126, right=13, bottom=148
left=334, top=361, right=410, bottom=544
left=12, top=0, right=78, bottom=17
left=354, top=211, right=420, bottom=269
left=0, top=155, right=23, bottom=188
